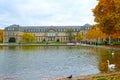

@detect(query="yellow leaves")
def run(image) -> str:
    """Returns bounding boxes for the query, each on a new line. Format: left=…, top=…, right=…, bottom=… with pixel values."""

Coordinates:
left=0, top=29, right=3, bottom=42
left=86, top=27, right=107, bottom=40
left=77, top=32, right=83, bottom=41
left=93, top=0, right=120, bottom=35
left=99, top=62, right=108, bottom=72
left=22, top=33, right=35, bottom=42
left=92, top=74, right=120, bottom=80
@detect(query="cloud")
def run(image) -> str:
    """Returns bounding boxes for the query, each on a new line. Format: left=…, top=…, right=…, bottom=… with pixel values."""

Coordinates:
left=0, top=0, right=98, bottom=29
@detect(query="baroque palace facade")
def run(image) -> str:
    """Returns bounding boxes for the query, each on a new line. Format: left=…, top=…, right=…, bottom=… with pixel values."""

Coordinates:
left=3, top=24, right=91, bottom=43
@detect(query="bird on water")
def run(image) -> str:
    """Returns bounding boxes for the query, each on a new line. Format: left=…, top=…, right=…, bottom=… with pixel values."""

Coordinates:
left=107, top=60, right=115, bottom=70
left=112, top=51, right=114, bottom=56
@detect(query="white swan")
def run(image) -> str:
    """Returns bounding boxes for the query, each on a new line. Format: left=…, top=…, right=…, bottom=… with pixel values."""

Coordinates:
left=107, top=60, right=115, bottom=70
left=111, top=51, right=115, bottom=58
left=112, top=52, right=114, bottom=56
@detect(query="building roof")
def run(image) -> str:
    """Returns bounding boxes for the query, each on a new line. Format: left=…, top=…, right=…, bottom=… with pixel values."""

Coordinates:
left=4, top=24, right=91, bottom=32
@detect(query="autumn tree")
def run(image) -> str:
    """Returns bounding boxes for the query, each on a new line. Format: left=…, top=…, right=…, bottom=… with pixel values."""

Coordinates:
left=93, top=0, right=120, bottom=44
left=66, top=28, right=74, bottom=42
left=0, top=29, right=3, bottom=43
left=86, top=25, right=107, bottom=42
left=22, top=33, right=35, bottom=42
left=77, top=32, right=83, bottom=42
left=112, top=29, right=120, bottom=43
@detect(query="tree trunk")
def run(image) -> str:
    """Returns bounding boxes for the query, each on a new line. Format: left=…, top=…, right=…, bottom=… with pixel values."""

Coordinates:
left=108, top=36, right=112, bottom=45
left=118, top=38, right=120, bottom=42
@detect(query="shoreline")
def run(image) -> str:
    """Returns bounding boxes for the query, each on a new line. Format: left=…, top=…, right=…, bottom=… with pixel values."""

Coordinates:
left=0, top=43, right=120, bottom=50
left=55, top=71, right=120, bottom=80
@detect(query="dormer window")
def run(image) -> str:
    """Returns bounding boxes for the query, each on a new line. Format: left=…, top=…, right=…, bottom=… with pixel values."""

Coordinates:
left=8, top=28, right=10, bottom=30
left=12, top=28, right=14, bottom=30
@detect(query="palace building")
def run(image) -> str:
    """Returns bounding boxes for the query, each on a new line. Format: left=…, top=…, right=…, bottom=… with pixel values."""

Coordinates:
left=3, top=24, right=91, bottom=43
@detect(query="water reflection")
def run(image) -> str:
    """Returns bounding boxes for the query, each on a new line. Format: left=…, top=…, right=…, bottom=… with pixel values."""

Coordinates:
left=98, top=49, right=120, bottom=72
left=0, top=47, right=3, bottom=50
left=0, top=46, right=120, bottom=80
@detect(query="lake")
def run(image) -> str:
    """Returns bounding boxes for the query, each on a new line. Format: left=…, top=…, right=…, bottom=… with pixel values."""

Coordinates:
left=0, top=46, right=120, bottom=80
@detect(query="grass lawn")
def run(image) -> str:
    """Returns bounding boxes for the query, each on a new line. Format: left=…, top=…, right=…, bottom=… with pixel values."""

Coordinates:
left=85, top=74, right=120, bottom=80
left=21, top=42, right=63, bottom=45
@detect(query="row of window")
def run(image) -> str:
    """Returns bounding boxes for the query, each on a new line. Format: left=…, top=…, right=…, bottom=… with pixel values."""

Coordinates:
left=7, top=28, right=90, bottom=32
left=7, top=28, right=15, bottom=30
left=35, top=33, right=68, bottom=37
left=22, top=28, right=80, bottom=32
left=4, top=32, right=77, bottom=37
left=23, top=29, right=45, bottom=32
left=35, top=37, right=67, bottom=42
left=47, top=33, right=56, bottom=36
left=6, top=27, right=91, bottom=32
left=4, top=32, right=18, bottom=36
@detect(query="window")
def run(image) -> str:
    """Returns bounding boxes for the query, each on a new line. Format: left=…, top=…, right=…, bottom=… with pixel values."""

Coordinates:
left=47, top=33, right=55, bottom=36
left=35, top=33, right=41, bottom=36
left=64, top=29, right=66, bottom=31
left=74, top=29, right=75, bottom=31
left=12, top=28, right=14, bottom=30
left=60, top=29, right=62, bottom=32
left=58, top=33, right=65, bottom=36
left=58, top=29, right=60, bottom=32
left=53, top=33, right=55, bottom=36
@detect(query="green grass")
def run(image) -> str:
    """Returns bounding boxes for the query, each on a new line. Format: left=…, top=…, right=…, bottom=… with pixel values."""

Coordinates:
left=48, top=42, right=61, bottom=44
left=98, top=78, right=107, bottom=80
left=112, top=42, right=120, bottom=45
left=21, top=42, right=62, bottom=45
left=21, top=42, right=46, bottom=44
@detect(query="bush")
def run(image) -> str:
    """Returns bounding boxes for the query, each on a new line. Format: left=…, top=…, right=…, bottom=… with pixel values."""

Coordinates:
left=97, top=42, right=103, bottom=45
left=98, top=78, right=107, bottom=80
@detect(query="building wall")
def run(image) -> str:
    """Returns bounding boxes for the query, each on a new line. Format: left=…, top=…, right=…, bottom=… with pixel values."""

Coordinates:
left=3, top=24, right=91, bottom=43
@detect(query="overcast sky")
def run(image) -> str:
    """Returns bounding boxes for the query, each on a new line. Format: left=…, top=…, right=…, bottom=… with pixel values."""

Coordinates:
left=0, top=0, right=98, bottom=29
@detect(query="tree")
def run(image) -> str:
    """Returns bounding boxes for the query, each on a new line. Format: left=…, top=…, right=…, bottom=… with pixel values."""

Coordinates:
left=112, top=29, right=120, bottom=43
left=77, top=32, right=83, bottom=42
left=86, top=25, right=107, bottom=42
left=66, top=28, right=74, bottom=42
left=112, top=31, right=120, bottom=38
left=22, top=33, right=35, bottom=42
left=0, top=29, right=3, bottom=43
left=93, top=0, right=120, bottom=44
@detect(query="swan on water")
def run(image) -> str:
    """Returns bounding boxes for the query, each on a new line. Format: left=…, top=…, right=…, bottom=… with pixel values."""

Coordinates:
left=107, top=60, right=115, bottom=70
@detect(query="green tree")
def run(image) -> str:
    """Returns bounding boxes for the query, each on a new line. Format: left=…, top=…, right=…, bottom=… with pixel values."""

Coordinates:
left=77, top=32, right=83, bottom=42
left=66, top=28, right=74, bottom=42
left=22, top=33, right=35, bottom=42
left=93, top=0, right=120, bottom=44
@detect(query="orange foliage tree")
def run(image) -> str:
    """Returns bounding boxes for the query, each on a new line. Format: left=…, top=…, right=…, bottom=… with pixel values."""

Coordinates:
left=86, top=25, right=107, bottom=42
left=112, top=28, right=120, bottom=39
left=0, top=29, right=3, bottom=42
left=93, top=0, right=120, bottom=43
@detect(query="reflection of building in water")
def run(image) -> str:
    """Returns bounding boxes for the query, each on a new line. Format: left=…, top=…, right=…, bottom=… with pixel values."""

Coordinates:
left=3, top=24, right=91, bottom=43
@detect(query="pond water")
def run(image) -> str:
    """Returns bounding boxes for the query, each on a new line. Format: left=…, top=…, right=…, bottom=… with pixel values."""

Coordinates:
left=0, top=46, right=120, bottom=80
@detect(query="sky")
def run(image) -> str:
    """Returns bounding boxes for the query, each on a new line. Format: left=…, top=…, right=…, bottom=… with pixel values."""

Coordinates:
left=0, top=0, right=98, bottom=29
